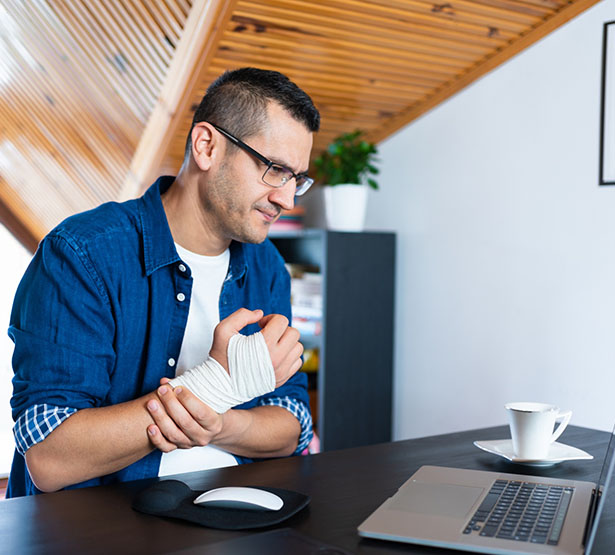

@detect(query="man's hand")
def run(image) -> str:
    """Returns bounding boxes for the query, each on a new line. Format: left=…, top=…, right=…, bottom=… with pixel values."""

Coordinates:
left=146, top=308, right=303, bottom=452
left=257, top=313, right=304, bottom=387
left=208, top=308, right=265, bottom=370
left=209, top=308, right=304, bottom=387
left=146, top=383, right=223, bottom=452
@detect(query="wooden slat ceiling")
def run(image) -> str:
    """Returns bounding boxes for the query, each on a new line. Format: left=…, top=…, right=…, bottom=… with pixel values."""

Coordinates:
left=0, top=0, right=600, bottom=250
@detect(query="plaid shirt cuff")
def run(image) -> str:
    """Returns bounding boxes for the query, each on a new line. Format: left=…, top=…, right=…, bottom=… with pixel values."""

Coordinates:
left=13, top=404, right=78, bottom=455
left=258, top=396, right=313, bottom=454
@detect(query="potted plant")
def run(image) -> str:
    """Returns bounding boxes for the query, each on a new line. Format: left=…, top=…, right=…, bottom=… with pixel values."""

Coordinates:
left=313, top=130, right=379, bottom=231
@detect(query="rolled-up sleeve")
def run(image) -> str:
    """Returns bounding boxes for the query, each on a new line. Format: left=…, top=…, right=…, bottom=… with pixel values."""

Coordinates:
left=9, top=232, right=116, bottom=430
left=257, top=396, right=313, bottom=454
left=13, top=404, right=78, bottom=455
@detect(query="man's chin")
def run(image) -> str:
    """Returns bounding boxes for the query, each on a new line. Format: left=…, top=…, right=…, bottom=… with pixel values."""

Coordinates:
left=233, top=223, right=270, bottom=245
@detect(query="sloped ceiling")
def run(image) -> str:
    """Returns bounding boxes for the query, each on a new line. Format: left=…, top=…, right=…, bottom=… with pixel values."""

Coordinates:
left=0, top=0, right=600, bottom=251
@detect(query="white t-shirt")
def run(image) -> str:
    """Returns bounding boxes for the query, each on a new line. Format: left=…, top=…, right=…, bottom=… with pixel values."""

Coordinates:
left=158, top=244, right=238, bottom=476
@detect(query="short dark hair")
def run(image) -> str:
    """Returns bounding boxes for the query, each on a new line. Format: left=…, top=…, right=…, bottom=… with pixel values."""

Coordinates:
left=185, top=67, right=320, bottom=159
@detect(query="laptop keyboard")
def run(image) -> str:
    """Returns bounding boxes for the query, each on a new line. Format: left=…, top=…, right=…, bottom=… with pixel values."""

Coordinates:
left=463, top=479, right=574, bottom=545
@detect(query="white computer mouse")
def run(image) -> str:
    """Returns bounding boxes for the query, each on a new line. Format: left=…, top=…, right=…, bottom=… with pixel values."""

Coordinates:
left=193, top=486, right=284, bottom=511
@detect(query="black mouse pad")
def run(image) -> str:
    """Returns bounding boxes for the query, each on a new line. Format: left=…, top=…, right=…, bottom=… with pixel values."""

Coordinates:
left=132, top=479, right=310, bottom=530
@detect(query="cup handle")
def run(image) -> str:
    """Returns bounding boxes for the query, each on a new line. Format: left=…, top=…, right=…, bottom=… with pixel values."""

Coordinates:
left=550, top=410, right=572, bottom=443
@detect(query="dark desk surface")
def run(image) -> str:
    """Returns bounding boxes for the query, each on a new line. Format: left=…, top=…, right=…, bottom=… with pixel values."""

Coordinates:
left=1, top=425, right=613, bottom=554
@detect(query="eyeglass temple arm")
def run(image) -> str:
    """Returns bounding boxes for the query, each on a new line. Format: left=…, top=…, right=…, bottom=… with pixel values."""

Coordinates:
left=211, top=124, right=272, bottom=167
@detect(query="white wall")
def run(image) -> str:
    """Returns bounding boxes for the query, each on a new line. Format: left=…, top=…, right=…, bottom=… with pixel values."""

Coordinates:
left=0, top=225, right=32, bottom=475
left=365, top=0, right=615, bottom=440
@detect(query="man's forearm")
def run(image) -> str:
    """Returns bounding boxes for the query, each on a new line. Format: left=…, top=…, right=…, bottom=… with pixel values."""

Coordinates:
left=24, top=398, right=300, bottom=493
left=213, top=405, right=300, bottom=458
left=24, top=393, right=159, bottom=493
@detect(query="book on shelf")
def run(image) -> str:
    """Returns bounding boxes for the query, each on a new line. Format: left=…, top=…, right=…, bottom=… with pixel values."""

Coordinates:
left=293, top=317, right=322, bottom=337
left=269, top=205, right=305, bottom=231
left=286, top=263, right=322, bottom=337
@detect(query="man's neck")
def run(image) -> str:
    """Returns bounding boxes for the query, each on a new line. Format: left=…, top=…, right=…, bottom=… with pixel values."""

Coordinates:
left=161, top=175, right=231, bottom=256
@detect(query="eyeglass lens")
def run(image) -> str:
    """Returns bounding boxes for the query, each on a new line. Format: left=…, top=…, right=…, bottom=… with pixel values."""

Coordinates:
left=263, top=166, right=312, bottom=196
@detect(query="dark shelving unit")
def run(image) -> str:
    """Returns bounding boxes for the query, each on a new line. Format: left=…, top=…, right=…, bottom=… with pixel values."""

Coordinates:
left=270, top=229, right=395, bottom=451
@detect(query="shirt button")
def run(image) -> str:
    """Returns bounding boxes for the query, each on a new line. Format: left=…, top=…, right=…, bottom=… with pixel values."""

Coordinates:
left=178, top=263, right=186, bottom=273
left=176, top=292, right=186, bottom=302
left=168, top=358, right=176, bottom=367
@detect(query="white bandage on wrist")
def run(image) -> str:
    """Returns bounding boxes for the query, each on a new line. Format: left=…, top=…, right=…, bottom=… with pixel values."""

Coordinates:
left=168, top=331, right=275, bottom=414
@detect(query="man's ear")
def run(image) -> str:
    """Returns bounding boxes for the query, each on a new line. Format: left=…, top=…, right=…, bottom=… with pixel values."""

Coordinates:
left=190, top=122, right=222, bottom=172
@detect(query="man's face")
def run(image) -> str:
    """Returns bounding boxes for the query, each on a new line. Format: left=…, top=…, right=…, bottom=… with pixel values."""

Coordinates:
left=201, top=102, right=313, bottom=245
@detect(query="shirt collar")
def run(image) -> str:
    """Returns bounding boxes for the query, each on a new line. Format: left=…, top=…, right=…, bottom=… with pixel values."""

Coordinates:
left=226, top=240, right=248, bottom=286
left=138, top=176, right=248, bottom=283
left=139, top=176, right=180, bottom=276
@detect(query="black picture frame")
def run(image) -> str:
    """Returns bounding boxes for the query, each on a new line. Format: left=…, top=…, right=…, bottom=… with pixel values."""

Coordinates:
left=600, top=21, right=615, bottom=185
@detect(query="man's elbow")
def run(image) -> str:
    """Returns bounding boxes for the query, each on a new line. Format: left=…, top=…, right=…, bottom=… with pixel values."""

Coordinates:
left=274, top=433, right=300, bottom=458
left=25, top=444, right=68, bottom=493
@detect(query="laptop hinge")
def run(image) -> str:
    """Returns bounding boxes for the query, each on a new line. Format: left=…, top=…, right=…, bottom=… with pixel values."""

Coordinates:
left=582, top=487, right=601, bottom=548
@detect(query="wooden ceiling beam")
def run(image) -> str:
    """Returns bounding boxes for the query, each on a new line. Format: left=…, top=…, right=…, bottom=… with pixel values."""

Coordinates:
left=368, top=0, right=603, bottom=144
left=218, top=35, right=461, bottom=79
left=119, top=0, right=239, bottom=201
left=235, top=4, right=501, bottom=57
left=214, top=48, right=447, bottom=87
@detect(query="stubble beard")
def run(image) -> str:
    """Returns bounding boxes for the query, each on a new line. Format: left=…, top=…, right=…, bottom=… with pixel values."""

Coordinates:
left=207, top=161, right=276, bottom=245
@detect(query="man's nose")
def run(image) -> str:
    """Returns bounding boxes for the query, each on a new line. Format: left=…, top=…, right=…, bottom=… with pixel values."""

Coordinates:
left=268, top=181, right=295, bottom=211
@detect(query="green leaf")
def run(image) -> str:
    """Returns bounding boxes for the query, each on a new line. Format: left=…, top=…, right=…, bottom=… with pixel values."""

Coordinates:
left=314, top=129, right=381, bottom=189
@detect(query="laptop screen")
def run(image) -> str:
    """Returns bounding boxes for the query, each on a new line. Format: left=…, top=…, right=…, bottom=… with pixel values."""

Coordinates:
left=585, top=423, right=615, bottom=553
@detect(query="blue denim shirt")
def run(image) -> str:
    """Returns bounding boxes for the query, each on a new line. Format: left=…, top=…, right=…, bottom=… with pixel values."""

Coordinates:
left=7, top=176, right=310, bottom=497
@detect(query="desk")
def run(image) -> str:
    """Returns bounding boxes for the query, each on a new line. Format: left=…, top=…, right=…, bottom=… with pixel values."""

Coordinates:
left=1, top=425, right=613, bottom=554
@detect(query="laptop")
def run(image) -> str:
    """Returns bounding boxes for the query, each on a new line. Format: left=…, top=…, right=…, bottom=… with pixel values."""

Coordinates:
left=358, top=424, right=615, bottom=554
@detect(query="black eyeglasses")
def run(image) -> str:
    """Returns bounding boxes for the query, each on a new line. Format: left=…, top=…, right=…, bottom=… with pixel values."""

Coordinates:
left=209, top=123, right=314, bottom=196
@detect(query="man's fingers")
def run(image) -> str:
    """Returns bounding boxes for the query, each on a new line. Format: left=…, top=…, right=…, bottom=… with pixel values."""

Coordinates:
left=259, top=314, right=291, bottom=346
left=174, top=386, right=222, bottom=435
left=289, top=356, right=303, bottom=376
left=213, top=310, right=300, bottom=392
left=266, top=325, right=301, bottom=368
left=256, top=313, right=276, bottom=328
left=272, top=341, right=304, bottom=387
left=146, top=397, right=193, bottom=449
left=219, top=308, right=263, bottom=335
left=274, top=351, right=304, bottom=387
left=278, top=325, right=301, bottom=348
left=211, top=309, right=265, bottom=371
left=276, top=331, right=303, bottom=365
left=154, top=385, right=213, bottom=447
left=284, top=340, right=304, bottom=367
left=147, top=425, right=177, bottom=453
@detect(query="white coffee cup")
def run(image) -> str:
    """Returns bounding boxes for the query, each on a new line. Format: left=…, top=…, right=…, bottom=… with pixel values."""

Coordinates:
left=505, top=402, right=572, bottom=460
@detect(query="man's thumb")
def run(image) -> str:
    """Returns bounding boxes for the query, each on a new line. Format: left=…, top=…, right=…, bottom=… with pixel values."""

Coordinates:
left=224, top=308, right=264, bottom=334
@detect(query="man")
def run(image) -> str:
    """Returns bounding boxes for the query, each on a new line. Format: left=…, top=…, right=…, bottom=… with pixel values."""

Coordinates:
left=7, top=67, right=320, bottom=497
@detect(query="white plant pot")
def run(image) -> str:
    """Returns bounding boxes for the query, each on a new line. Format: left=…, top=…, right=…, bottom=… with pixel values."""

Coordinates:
left=323, top=184, right=368, bottom=232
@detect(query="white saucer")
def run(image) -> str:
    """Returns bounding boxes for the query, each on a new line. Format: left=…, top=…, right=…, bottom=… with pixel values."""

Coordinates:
left=473, top=439, right=593, bottom=467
